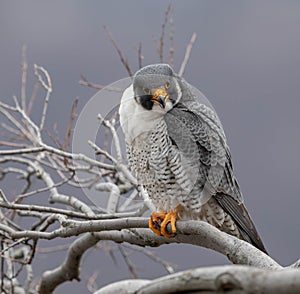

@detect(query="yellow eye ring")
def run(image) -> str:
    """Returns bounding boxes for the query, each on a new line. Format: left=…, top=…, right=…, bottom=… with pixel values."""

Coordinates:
left=143, top=88, right=151, bottom=95
left=165, top=82, right=170, bottom=89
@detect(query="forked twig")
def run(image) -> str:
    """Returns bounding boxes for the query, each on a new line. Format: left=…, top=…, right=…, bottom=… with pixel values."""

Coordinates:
left=98, top=113, right=122, bottom=163
left=33, top=64, right=52, bottom=131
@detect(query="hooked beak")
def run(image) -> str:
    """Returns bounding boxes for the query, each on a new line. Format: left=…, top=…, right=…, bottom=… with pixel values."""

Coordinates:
left=151, top=88, right=169, bottom=109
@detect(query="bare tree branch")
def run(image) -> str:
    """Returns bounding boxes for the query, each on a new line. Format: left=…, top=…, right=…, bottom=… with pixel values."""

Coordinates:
left=38, top=233, right=99, bottom=293
left=87, top=271, right=99, bottom=293
left=26, top=82, right=39, bottom=116
left=21, top=45, right=28, bottom=112
left=122, top=243, right=176, bottom=274
left=158, top=3, right=172, bottom=63
left=103, top=26, right=133, bottom=77
left=2, top=218, right=280, bottom=269
left=63, top=97, right=78, bottom=151
left=33, top=64, right=52, bottom=131
left=95, top=266, right=300, bottom=294
left=37, top=219, right=283, bottom=294
left=118, top=245, right=139, bottom=278
left=0, top=11, right=297, bottom=294
left=168, top=6, right=175, bottom=68
left=94, top=221, right=281, bottom=269
left=79, top=75, right=123, bottom=92
left=97, top=114, right=122, bottom=163
left=178, top=32, right=197, bottom=77
left=289, top=258, right=300, bottom=268
left=0, top=147, right=45, bottom=156
left=94, top=279, right=150, bottom=294
left=137, top=42, right=143, bottom=69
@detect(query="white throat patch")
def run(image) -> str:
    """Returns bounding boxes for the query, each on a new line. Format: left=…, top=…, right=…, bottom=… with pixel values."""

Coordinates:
left=119, top=85, right=165, bottom=143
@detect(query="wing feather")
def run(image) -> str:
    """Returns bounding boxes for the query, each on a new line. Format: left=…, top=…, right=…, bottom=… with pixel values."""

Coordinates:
left=165, top=81, right=267, bottom=253
left=214, top=193, right=268, bottom=254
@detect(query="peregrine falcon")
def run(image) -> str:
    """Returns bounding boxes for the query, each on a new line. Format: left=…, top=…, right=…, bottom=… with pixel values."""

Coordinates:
left=119, top=64, right=267, bottom=253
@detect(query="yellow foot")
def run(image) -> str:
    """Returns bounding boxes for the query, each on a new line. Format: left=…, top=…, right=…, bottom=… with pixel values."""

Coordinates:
left=149, top=211, right=166, bottom=236
left=149, top=206, right=182, bottom=239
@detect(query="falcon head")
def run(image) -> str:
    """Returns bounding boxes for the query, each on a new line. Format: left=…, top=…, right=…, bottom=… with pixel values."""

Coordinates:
left=133, top=64, right=182, bottom=112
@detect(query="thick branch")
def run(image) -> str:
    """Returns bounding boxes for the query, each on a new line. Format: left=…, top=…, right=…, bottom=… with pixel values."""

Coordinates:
left=36, top=219, right=282, bottom=294
left=95, top=265, right=300, bottom=294
left=38, top=233, right=99, bottom=294
left=8, top=219, right=279, bottom=268
left=93, top=221, right=280, bottom=269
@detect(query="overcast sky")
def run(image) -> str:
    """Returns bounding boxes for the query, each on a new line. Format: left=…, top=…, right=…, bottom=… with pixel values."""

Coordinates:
left=1, top=1, right=300, bottom=293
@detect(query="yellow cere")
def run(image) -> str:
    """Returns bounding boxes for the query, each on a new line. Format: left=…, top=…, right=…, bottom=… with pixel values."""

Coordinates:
left=153, top=88, right=168, bottom=100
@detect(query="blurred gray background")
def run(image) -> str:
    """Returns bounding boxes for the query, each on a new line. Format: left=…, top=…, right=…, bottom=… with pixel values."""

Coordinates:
left=1, top=1, right=300, bottom=293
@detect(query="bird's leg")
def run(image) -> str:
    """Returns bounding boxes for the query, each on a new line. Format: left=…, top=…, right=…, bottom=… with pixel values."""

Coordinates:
left=149, top=205, right=182, bottom=239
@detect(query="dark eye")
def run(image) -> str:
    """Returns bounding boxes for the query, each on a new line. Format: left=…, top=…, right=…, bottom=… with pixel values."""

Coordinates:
left=164, top=82, right=170, bottom=89
left=143, top=87, right=151, bottom=95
